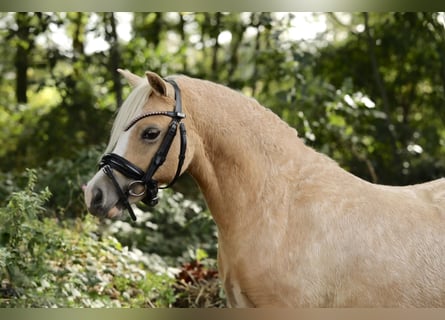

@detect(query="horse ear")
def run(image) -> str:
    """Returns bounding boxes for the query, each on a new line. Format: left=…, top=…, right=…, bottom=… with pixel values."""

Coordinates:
left=145, top=71, right=167, bottom=96
left=117, top=68, right=144, bottom=87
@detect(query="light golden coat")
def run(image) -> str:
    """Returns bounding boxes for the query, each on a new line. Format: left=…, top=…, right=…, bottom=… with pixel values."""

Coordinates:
left=85, top=70, right=445, bottom=307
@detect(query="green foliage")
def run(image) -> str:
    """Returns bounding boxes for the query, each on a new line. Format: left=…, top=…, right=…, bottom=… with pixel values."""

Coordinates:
left=0, top=169, right=52, bottom=289
left=103, top=189, right=218, bottom=266
left=0, top=170, right=177, bottom=307
left=36, top=146, right=104, bottom=217
left=1, top=12, right=445, bottom=308
left=0, top=146, right=103, bottom=217
left=311, top=13, right=445, bottom=184
left=1, top=12, right=444, bottom=183
left=0, top=156, right=223, bottom=307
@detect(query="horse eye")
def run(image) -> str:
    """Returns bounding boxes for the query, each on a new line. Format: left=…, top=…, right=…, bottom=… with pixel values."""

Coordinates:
left=141, top=127, right=160, bottom=141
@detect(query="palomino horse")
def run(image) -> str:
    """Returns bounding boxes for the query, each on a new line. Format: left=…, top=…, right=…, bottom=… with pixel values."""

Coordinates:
left=84, top=69, right=445, bottom=307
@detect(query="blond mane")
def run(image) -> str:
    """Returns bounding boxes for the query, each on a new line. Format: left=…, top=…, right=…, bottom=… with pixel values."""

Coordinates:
left=105, top=81, right=152, bottom=154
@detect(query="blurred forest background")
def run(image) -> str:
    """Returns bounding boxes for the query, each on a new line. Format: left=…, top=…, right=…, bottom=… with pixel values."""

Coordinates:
left=0, top=12, right=444, bottom=307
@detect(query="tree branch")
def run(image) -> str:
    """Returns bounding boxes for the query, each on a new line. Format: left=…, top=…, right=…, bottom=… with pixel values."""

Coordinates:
left=363, top=13, right=400, bottom=159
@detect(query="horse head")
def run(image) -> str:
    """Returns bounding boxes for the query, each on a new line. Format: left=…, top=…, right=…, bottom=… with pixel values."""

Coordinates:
left=84, top=70, right=191, bottom=220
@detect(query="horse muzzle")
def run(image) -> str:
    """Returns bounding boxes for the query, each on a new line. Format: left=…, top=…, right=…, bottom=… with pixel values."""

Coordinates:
left=83, top=167, right=146, bottom=220
left=84, top=184, right=115, bottom=219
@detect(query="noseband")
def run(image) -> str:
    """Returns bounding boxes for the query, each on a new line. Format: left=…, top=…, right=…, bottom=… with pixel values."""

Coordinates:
left=99, top=79, right=187, bottom=221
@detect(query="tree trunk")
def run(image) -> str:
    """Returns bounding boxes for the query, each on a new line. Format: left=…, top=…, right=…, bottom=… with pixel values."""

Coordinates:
left=178, top=13, right=188, bottom=71
left=363, top=12, right=400, bottom=160
left=72, top=12, right=85, bottom=61
left=210, top=13, right=222, bottom=77
left=14, top=12, right=31, bottom=104
left=104, top=12, right=123, bottom=108
left=227, top=15, right=247, bottom=84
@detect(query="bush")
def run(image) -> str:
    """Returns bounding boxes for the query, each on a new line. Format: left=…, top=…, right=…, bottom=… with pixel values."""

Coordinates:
left=103, top=189, right=218, bottom=265
left=36, top=145, right=105, bottom=218
left=0, top=148, right=226, bottom=307
left=0, top=170, right=177, bottom=307
left=0, top=146, right=104, bottom=218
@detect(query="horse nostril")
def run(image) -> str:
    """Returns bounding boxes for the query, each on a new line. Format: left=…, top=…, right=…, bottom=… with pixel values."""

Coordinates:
left=91, top=187, right=104, bottom=210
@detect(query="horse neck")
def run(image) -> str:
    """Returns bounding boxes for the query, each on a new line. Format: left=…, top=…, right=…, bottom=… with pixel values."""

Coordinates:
left=180, top=77, right=318, bottom=232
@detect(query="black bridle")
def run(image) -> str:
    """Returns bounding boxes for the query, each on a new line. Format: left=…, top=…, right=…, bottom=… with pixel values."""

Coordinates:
left=99, top=79, right=187, bottom=221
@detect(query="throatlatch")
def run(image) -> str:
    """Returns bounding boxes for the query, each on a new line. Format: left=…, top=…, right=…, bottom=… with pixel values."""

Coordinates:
left=99, top=79, right=187, bottom=221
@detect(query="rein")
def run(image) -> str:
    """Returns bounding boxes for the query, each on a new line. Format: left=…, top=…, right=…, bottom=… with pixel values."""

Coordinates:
left=99, top=79, right=187, bottom=221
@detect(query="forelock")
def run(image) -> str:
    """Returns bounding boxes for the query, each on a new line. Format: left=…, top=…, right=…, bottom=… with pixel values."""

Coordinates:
left=105, top=82, right=153, bottom=154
